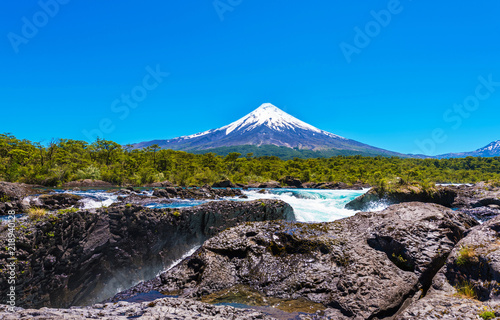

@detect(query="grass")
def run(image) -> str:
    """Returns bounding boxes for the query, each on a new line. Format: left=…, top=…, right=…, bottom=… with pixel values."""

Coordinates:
left=454, top=280, right=477, bottom=299
left=57, top=207, right=79, bottom=215
left=479, top=311, right=496, bottom=320
left=456, top=245, right=477, bottom=266
left=28, top=207, right=48, bottom=220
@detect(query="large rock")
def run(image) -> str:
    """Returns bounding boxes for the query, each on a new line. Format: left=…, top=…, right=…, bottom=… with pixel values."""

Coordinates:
left=35, top=193, right=83, bottom=210
left=152, top=186, right=243, bottom=200
left=450, top=182, right=500, bottom=221
left=212, top=180, right=236, bottom=188
left=117, top=202, right=476, bottom=319
left=0, top=182, right=34, bottom=215
left=62, top=179, right=115, bottom=188
left=279, top=176, right=303, bottom=188
left=0, top=200, right=294, bottom=309
left=396, top=215, right=500, bottom=319
left=345, top=185, right=457, bottom=211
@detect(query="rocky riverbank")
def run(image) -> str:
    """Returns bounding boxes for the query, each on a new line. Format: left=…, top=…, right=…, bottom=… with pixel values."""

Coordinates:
left=0, top=200, right=294, bottom=309
left=345, top=182, right=500, bottom=221
left=113, top=202, right=477, bottom=319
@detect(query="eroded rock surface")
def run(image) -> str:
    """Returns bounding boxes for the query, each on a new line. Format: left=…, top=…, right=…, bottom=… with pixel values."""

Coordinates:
left=396, top=215, right=500, bottom=319
left=0, top=200, right=294, bottom=309
left=0, top=182, right=34, bottom=215
left=116, top=202, right=476, bottom=319
left=0, top=298, right=274, bottom=320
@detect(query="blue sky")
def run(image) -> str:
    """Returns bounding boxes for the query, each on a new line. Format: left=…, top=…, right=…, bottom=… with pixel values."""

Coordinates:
left=1, top=0, right=499, bottom=156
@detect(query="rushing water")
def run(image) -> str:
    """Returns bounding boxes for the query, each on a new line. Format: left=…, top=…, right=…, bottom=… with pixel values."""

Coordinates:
left=17, top=187, right=387, bottom=223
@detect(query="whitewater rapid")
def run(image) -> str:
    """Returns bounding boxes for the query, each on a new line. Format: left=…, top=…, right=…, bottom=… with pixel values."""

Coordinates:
left=23, top=187, right=387, bottom=223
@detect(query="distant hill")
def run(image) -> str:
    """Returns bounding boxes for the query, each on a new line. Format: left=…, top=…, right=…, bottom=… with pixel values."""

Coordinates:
left=133, top=103, right=406, bottom=157
left=190, top=145, right=405, bottom=160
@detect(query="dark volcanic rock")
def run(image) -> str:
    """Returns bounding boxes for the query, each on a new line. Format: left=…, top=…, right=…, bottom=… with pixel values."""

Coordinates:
left=152, top=186, right=243, bottom=200
left=396, top=215, right=500, bottom=319
left=302, top=181, right=369, bottom=190
left=0, top=297, right=273, bottom=320
left=144, top=180, right=174, bottom=188
left=0, top=200, right=294, bottom=309
left=117, top=202, right=476, bottom=319
left=36, top=193, right=83, bottom=210
left=280, top=176, right=303, bottom=188
left=0, top=182, right=34, bottom=215
left=62, top=179, right=115, bottom=188
left=345, top=185, right=457, bottom=211
left=212, top=180, right=236, bottom=188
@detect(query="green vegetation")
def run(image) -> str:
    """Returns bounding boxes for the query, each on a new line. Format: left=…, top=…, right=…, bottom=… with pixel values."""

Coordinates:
left=1, top=133, right=500, bottom=187
left=456, top=245, right=477, bottom=266
left=479, top=310, right=496, bottom=320
left=27, top=207, right=48, bottom=220
left=454, top=280, right=477, bottom=299
left=172, top=211, right=181, bottom=217
left=57, top=207, right=79, bottom=215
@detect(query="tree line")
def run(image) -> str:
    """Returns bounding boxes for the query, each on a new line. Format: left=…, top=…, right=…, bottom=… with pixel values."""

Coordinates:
left=1, top=133, right=500, bottom=187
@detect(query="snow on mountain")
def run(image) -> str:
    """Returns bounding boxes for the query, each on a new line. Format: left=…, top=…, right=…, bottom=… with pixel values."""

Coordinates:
left=132, top=103, right=403, bottom=156
left=437, top=140, right=500, bottom=158
left=180, top=103, right=344, bottom=140
left=477, top=140, right=500, bottom=153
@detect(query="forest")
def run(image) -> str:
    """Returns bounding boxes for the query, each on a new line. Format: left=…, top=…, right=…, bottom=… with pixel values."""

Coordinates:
left=1, top=133, right=500, bottom=187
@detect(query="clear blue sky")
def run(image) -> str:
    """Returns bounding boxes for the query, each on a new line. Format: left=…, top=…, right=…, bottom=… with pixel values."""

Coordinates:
left=1, top=0, right=499, bottom=155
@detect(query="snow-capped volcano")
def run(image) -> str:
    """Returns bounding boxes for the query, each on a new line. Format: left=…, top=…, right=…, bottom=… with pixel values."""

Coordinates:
left=133, top=103, right=403, bottom=156
left=437, top=140, right=500, bottom=158
left=183, top=103, right=344, bottom=140
left=220, top=103, right=343, bottom=137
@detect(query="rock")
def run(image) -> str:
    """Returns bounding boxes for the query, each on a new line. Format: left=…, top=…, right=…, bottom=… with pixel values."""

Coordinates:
left=151, top=186, right=243, bottom=200
left=345, top=185, right=457, bottom=211
left=62, top=179, right=115, bottom=188
left=0, top=182, right=35, bottom=215
left=118, top=202, right=476, bottom=319
left=396, top=215, right=500, bottom=319
left=302, top=182, right=370, bottom=190
left=212, top=180, right=235, bottom=188
left=258, top=181, right=281, bottom=188
left=280, top=176, right=303, bottom=188
left=35, top=193, right=83, bottom=210
left=144, top=180, right=174, bottom=188
left=0, top=297, right=274, bottom=319
left=0, top=200, right=294, bottom=309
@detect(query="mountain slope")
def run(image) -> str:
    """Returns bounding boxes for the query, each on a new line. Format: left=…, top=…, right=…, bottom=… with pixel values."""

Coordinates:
left=437, top=140, right=500, bottom=158
left=133, top=103, right=405, bottom=157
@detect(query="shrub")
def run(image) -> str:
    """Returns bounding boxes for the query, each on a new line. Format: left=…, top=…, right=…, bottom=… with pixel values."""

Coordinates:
left=456, top=245, right=477, bottom=266
left=454, top=280, right=477, bottom=299
left=57, top=207, right=79, bottom=215
left=479, top=311, right=496, bottom=320
left=75, top=165, right=101, bottom=180
left=28, top=207, right=48, bottom=220
left=173, top=211, right=181, bottom=217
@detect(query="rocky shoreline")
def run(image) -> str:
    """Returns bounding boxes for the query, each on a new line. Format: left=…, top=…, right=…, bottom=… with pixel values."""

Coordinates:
left=2, top=181, right=500, bottom=319
left=0, top=200, right=294, bottom=309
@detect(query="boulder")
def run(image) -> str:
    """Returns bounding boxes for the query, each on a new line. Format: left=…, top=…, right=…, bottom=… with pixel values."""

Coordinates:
left=345, top=185, right=457, bottom=211
left=396, top=215, right=500, bottom=319
left=212, top=180, right=235, bottom=188
left=0, top=200, right=294, bottom=309
left=62, top=179, right=115, bottom=188
left=118, top=202, right=476, bottom=319
left=280, top=176, right=303, bottom=188
left=36, top=193, right=83, bottom=210
left=144, top=180, right=174, bottom=188
left=151, top=186, right=243, bottom=200
left=0, top=182, right=35, bottom=215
